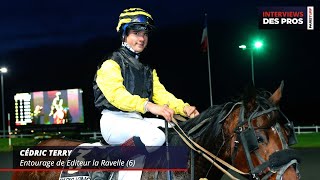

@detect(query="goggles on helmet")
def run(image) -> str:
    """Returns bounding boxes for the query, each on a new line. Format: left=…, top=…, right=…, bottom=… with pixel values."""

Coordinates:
left=131, top=15, right=153, bottom=24
left=122, top=15, right=154, bottom=33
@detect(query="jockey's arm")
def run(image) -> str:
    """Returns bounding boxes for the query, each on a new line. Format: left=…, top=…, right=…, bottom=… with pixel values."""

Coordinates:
left=96, top=60, right=198, bottom=119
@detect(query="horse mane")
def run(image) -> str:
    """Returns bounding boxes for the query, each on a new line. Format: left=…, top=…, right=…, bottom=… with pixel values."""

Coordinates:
left=179, top=88, right=275, bottom=139
left=179, top=103, right=234, bottom=139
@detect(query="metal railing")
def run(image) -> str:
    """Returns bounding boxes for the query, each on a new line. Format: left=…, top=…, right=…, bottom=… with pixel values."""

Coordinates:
left=294, top=126, right=319, bottom=134
left=0, top=132, right=33, bottom=138
left=80, top=132, right=102, bottom=139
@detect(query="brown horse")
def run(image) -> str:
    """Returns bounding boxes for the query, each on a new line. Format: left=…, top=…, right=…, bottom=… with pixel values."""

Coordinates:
left=12, top=81, right=300, bottom=180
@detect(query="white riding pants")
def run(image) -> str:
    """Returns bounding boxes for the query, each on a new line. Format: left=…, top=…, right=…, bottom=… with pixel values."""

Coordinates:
left=100, top=109, right=171, bottom=180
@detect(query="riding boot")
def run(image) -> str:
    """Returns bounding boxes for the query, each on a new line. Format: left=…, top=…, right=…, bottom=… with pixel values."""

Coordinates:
left=109, top=136, right=149, bottom=163
left=121, top=136, right=149, bottom=158
left=109, top=136, right=149, bottom=180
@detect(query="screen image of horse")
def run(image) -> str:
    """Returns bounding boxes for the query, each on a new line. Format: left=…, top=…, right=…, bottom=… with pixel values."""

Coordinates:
left=14, top=88, right=84, bottom=126
left=12, top=81, right=300, bottom=180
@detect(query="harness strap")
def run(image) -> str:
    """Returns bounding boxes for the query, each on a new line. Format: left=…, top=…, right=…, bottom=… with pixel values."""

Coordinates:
left=274, top=123, right=289, bottom=149
left=276, top=159, right=299, bottom=180
left=251, top=107, right=278, bottom=119
left=188, top=102, right=242, bottom=137
left=254, top=150, right=266, bottom=164
left=187, top=117, right=210, bottom=136
left=261, top=171, right=275, bottom=180
left=248, top=105, right=261, bottom=128
left=239, top=130, right=255, bottom=171
left=219, top=102, right=243, bottom=123
left=251, top=161, right=270, bottom=175
left=231, top=137, right=239, bottom=165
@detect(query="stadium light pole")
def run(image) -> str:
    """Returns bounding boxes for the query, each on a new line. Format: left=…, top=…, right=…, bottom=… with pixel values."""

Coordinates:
left=0, top=67, right=8, bottom=138
left=239, top=41, right=263, bottom=86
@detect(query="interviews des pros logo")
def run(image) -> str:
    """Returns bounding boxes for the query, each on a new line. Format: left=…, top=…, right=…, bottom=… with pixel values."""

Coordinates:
left=258, top=6, right=314, bottom=30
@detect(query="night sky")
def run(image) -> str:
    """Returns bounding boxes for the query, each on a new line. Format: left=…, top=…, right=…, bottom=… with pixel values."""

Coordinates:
left=0, top=0, right=319, bottom=131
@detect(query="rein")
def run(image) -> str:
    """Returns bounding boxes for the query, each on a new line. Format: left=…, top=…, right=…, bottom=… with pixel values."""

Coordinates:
left=170, top=117, right=248, bottom=180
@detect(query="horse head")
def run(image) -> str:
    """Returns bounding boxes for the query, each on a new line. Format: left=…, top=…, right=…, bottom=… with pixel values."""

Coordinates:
left=224, top=81, right=300, bottom=180
left=177, top=81, right=300, bottom=180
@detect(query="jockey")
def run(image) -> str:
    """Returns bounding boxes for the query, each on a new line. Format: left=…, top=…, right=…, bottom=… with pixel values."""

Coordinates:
left=93, top=7, right=199, bottom=180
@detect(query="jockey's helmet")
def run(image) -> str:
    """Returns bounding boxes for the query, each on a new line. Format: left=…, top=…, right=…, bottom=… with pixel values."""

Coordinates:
left=116, top=8, right=155, bottom=37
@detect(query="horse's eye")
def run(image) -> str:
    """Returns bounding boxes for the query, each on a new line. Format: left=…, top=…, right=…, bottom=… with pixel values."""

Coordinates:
left=257, top=136, right=264, bottom=143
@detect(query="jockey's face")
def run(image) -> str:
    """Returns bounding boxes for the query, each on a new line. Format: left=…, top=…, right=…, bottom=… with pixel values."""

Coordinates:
left=125, top=30, right=149, bottom=53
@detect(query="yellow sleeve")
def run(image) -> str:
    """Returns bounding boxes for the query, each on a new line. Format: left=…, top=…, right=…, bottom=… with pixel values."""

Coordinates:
left=152, top=69, right=189, bottom=116
left=96, top=60, right=148, bottom=113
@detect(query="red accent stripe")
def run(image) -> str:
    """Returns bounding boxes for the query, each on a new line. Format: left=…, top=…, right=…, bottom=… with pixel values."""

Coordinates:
left=121, top=137, right=135, bottom=147
left=0, top=168, right=188, bottom=172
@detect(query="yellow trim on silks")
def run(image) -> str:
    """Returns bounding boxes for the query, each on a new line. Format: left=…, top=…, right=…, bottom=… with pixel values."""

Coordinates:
left=199, top=178, right=208, bottom=180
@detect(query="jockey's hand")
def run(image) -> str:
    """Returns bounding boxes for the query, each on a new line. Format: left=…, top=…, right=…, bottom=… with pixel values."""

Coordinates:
left=146, top=102, right=174, bottom=121
left=183, top=105, right=199, bottom=118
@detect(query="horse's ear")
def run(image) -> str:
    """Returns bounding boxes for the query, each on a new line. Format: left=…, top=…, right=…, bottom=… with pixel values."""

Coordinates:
left=242, top=83, right=257, bottom=111
left=269, top=80, right=284, bottom=105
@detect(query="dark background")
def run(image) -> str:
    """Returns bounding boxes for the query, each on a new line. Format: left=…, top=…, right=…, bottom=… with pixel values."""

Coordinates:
left=0, top=0, right=319, bottom=132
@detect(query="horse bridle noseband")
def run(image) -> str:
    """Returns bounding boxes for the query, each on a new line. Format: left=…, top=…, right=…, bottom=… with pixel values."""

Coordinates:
left=233, top=103, right=300, bottom=180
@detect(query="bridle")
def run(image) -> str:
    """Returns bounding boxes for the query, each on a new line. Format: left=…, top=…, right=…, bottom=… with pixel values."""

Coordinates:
left=232, top=102, right=300, bottom=180
left=170, top=99, right=300, bottom=180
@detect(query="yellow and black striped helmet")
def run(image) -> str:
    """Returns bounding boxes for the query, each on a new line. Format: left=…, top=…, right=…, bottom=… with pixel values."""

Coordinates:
left=116, top=8, right=155, bottom=33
